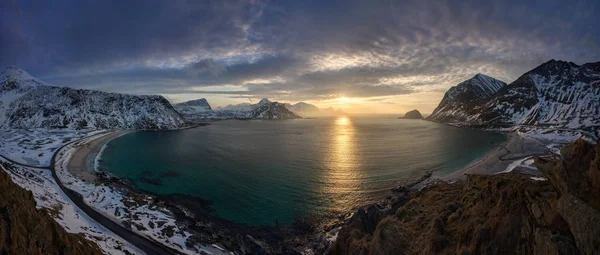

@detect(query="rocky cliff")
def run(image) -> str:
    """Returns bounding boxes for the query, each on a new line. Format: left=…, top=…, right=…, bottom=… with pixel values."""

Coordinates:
left=0, top=162, right=103, bottom=254
left=332, top=139, right=600, bottom=255
left=174, top=98, right=213, bottom=114
left=0, top=66, right=185, bottom=130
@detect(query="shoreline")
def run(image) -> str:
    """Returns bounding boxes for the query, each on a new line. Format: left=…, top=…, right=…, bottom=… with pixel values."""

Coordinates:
left=442, top=132, right=551, bottom=180
left=61, top=126, right=564, bottom=254
left=66, top=130, right=131, bottom=183
left=93, top=131, right=133, bottom=174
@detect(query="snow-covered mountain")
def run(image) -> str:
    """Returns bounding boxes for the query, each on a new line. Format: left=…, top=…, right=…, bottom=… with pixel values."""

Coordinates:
left=217, top=98, right=271, bottom=112
left=426, top=73, right=507, bottom=123
left=427, top=60, right=600, bottom=129
left=216, top=99, right=344, bottom=118
left=284, top=102, right=320, bottom=116
left=217, top=103, right=253, bottom=112
left=0, top=66, right=185, bottom=129
left=177, top=98, right=300, bottom=120
left=174, top=98, right=212, bottom=115
left=250, top=102, right=300, bottom=119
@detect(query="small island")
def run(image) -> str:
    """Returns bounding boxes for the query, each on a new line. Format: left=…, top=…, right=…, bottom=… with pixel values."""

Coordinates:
left=399, top=109, right=424, bottom=119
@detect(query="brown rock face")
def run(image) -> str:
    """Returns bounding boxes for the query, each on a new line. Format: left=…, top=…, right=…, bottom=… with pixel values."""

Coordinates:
left=535, top=139, right=600, bottom=254
left=333, top=139, right=600, bottom=255
left=0, top=162, right=103, bottom=255
left=334, top=174, right=564, bottom=255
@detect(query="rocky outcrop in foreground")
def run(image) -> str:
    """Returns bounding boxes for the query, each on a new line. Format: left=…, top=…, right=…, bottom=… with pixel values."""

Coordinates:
left=332, top=139, right=600, bottom=255
left=0, top=162, right=103, bottom=254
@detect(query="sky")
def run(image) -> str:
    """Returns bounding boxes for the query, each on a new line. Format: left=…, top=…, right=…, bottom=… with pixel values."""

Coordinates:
left=2, top=0, right=599, bottom=114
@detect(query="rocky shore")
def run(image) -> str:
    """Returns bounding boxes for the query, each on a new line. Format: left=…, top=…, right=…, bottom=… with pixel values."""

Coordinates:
left=95, top=169, right=348, bottom=254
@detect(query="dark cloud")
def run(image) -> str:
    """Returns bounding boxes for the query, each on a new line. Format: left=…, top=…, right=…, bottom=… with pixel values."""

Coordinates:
left=2, top=0, right=599, bottom=104
left=2, top=0, right=265, bottom=73
left=184, top=59, right=226, bottom=76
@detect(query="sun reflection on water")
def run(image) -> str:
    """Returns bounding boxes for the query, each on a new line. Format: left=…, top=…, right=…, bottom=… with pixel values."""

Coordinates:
left=322, top=116, right=361, bottom=210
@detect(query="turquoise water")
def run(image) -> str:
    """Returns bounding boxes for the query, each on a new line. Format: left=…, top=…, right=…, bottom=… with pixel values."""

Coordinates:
left=99, top=117, right=506, bottom=227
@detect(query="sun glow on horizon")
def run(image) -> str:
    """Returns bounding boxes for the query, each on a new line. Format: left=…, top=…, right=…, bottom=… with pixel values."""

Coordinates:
left=337, top=97, right=350, bottom=104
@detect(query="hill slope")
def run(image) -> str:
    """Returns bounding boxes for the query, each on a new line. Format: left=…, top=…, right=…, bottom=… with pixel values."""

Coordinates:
left=0, top=66, right=185, bottom=130
left=0, top=162, right=103, bottom=254
left=427, top=73, right=507, bottom=123
left=333, top=139, right=600, bottom=255
left=427, top=60, right=600, bottom=128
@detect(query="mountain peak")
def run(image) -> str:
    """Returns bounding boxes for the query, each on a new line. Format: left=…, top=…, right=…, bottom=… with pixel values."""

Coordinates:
left=537, top=59, right=579, bottom=70
left=258, top=98, right=271, bottom=105
left=1, top=66, right=36, bottom=82
left=526, top=59, right=582, bottom=80
left=473, top=73, right=494, bottom=80
left=443, top=73, right=506, bottom=102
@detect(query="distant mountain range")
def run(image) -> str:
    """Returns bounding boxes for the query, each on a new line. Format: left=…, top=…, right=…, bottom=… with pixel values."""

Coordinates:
left=427, top=60, right=600, bottom=129
left=176, top=97, right=345, bottom=121
left=0, top=67, right=185, bottom=129
left=285, top=102, right=346, bottom=117
left=175, top=98, right=300, bottom=121
left=5, top=59, right=594, bottom=130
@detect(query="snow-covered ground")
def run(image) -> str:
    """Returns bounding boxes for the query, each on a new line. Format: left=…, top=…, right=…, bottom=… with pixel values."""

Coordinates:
left=0, top=128, right=103, bottom=166
left=0, top=162, right=142, bottom=255
left=490, top=125, right=598, bottom=144
left=55, top=134, right=229, bottom=255
left=515, top=127, right=598, bottom=144
left=498, top=156, right=537, bottom=174
left=497, top=127, right=574, bottom=176
left=0, top=129, right=228, bottom=254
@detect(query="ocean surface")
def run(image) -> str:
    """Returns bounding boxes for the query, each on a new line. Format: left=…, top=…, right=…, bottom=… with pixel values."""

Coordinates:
left=99, top=116, right=506, bottom=227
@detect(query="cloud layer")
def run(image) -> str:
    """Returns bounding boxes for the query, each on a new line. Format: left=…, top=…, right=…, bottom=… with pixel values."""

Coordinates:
left=2, top=0, right=599, bottom=111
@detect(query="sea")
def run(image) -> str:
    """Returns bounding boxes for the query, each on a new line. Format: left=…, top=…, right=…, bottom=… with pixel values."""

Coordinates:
left=98, top=116, right=506, bottom=227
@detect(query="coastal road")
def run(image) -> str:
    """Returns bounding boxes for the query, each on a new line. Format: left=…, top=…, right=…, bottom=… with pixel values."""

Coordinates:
left=1, top=131, right=182, bottom=255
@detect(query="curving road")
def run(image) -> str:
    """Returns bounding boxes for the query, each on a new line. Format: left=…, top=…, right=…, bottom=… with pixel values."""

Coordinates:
left=2, top=131, right=182, bottom=255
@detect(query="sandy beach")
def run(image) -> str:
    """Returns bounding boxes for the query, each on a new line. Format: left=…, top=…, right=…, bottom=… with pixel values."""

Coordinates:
left=443, top=133, right=550, bottom=180
left=67, top=130, right=130, bottom=183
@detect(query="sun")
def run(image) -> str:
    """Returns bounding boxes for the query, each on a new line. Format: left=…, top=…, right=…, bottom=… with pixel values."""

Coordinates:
left=337, top=97, right=350, bottom=103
